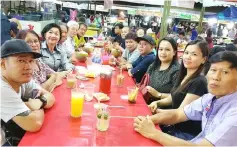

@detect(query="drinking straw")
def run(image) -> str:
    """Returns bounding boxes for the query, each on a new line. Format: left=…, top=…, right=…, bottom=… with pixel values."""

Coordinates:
left=119, top=67, right=122, bottom=75
left=108, top=106, right=124, bottom=108
left=110, top=116, right=136, bottom=119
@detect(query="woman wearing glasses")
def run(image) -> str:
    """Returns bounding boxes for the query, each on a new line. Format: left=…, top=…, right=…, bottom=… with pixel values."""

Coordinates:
left=16, top=30, right=66, bottom=92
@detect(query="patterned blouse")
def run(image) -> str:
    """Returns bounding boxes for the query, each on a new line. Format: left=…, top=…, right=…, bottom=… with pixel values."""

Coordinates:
left=147, top=61, right=180, bottom=94
left=33, top=58, right=55, bottom=85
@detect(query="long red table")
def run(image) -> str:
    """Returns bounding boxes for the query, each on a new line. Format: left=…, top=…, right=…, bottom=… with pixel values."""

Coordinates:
left=19, top=64, right=162, bottom=146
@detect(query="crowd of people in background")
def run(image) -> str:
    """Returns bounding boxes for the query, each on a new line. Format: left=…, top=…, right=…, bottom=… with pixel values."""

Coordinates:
left=1, top=9, right=237, bottom=146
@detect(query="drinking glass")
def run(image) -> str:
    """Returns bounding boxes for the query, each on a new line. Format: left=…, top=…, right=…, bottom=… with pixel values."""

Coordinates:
left=71, top=89, right=84, bottom=118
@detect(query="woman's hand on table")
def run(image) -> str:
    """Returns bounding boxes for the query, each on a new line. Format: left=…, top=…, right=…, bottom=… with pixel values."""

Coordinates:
left=148, top=101, right=159, bottom=113
left=146, top=86, right=160, bottom=98
left=55, top=72, right=66, bottom=79
left=133, top=116, right=157, bottom=139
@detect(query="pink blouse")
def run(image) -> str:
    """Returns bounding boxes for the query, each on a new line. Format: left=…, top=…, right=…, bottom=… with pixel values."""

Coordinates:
left=33, top=59, right=55, bottom=85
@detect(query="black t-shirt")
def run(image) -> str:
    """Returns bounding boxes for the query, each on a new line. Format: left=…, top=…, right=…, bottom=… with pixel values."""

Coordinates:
left=114, top=35, right=125, bottom=49
left=171, top=75, right=208, bottom=136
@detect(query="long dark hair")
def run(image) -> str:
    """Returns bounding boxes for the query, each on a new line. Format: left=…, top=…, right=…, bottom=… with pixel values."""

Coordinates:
left=150, top=37, right=178, bottom=71
left=172, top=39, right=209, bottom=94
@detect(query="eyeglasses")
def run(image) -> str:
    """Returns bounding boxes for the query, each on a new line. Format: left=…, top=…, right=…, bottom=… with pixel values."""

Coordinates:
left=26, top=40, right=39, bottom=45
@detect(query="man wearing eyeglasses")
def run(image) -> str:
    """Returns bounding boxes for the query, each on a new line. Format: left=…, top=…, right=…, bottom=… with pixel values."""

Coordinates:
left=1, top=40, right=55, bottom=146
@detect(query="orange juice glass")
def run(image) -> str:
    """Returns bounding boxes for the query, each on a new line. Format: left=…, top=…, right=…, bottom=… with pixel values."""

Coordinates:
left=71, top=89, right=84, bottom=118
left=127, top=87, right=138, bottom=104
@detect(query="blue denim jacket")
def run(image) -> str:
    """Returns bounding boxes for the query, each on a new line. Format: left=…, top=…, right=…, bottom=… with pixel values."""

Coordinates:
left=40, top=41, right=74, bottom=72
left=1, top=12, right=11, bottom=45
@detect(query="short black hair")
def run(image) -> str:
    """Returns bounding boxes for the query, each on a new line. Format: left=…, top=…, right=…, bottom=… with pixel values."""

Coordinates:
left=203, top=46, right=225, bottom=75
left=226, top=44, right=237, bottom=52
left=209, top=51, right=237, bottom=69
left=125, top=32, right=137, bottom=41
left=41, top=23, right=62, bottom=41
left=60, top=24, right=69, bottom=31
left=114, top=23, right=123, bottom=29
left=234, top=38, right=237, bottom=45
left=209, top=46, right=225, bottom=58
left=79, top=22, right=87, bottom=29
left=179, top=31, right=185, bottom=36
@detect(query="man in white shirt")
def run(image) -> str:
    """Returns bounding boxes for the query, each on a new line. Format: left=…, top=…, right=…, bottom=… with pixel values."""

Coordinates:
left=1, top=40, right=55, bottom=146
left=62, top=21, right=79, bottom=58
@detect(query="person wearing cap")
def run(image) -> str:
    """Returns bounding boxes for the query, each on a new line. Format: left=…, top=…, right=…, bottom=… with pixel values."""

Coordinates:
left=134, top=51, right=237, bottom=146
left=1, top=39, right=55, bottom=146
left=127, top=35, right=156, bottom=83
left=41, top=23, right=74, bottom=71
left=10, top=22, right=19, bottom=39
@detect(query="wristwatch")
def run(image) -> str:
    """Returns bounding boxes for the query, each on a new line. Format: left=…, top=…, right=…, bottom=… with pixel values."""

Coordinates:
left=36, top=96, right=47, bottom=109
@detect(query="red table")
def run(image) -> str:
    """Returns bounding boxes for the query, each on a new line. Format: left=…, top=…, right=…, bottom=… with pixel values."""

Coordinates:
left=19, top=63, right=162, bottom=146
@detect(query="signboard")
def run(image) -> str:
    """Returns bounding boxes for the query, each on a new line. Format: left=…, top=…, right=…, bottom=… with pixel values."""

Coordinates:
left=170, top=12, right=192, bottom=19
left=179, top=13, right=192, bottom=19
left=136, top=10, right=162, bottom=17
left=117, top=0, right=195, bottom=9
left=127, top=9, right=136, bottom=15
left=128, top=9, right=162, bottom=16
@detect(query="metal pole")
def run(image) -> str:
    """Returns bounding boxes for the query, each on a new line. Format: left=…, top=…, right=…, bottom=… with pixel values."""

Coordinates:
left=94, top=2, right=96, bottom=15
left=160, top=0, right=171, bottom=39
left=198, top=7, right=205, bottom=34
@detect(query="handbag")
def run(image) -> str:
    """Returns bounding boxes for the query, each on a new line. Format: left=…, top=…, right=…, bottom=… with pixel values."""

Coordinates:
left=138, top=73, right=152, bottom=104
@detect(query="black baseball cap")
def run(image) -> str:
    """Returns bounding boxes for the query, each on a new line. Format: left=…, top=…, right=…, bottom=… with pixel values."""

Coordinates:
left=1, top=39, right=42, bottom=59
left=136, top=35, right=156, bottom=46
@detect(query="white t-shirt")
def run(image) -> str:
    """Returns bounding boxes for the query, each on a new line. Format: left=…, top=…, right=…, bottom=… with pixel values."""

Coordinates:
left=1, top=77, right=40, bottom=145
left=1, top=78, right=40, bottom=123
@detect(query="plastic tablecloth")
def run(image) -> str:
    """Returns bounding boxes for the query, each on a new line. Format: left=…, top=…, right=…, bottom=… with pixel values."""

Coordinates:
left=19, top=63, right=162, bottom=146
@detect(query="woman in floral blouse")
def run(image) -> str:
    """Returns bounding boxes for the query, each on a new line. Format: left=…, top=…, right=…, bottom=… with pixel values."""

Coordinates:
left=16, top=30, right=67, bottom=91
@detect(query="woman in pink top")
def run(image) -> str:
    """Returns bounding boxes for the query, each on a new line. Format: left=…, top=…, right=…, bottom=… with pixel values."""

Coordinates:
left=16, top=30, right=66, bottom=91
